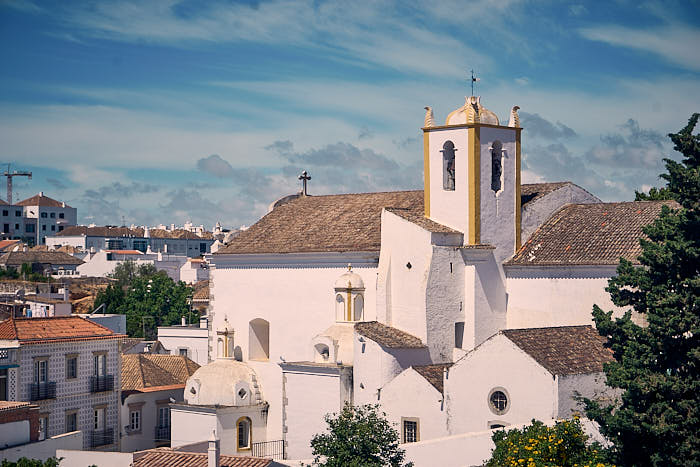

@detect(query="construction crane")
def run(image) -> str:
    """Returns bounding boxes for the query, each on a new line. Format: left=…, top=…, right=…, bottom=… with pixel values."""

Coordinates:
left=3, top=164, right=32, bottom=205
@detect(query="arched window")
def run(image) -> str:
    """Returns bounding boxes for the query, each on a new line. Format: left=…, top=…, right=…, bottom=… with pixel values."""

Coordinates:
left=354, top=295, right=364, bottom=321
left=237, top=417, right=252, bottom=451
left=491, top=141, right=503, bottom=193
left=441, top=141, right=456, bottom=190
left=249, top=318, right=270, bottom=361
left=335, top=294, right=345, bottom=321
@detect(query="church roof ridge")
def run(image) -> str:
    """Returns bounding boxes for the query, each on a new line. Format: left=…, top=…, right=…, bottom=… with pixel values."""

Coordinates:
left=412, top=363, right=453, bottom=393
left=355, top=321, right=426, bottom=349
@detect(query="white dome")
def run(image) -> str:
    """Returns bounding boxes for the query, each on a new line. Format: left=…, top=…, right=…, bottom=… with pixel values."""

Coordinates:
left=184, top=359, right=262, bottom=406
left=334, top=265, right=364, bottom=290
left=445, top=96, right=500, bottom=126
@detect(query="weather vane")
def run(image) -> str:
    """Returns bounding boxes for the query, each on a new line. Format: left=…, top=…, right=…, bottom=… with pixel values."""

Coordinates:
left=469, top=70, right=480, bottom=96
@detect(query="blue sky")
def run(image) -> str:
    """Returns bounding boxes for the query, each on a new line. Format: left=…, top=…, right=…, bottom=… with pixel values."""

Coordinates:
left=1, top=0, right=698, bottom=229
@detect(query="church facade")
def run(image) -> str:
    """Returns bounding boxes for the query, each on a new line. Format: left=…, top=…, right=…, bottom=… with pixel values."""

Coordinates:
left=172, top=95, right=668, bottom=462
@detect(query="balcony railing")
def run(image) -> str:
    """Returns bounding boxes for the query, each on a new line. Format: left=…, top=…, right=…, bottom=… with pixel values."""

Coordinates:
left=91, top=428, right=114, bottom=448
left=89, top=375, right=114, bottom=393
left=155, top=425, right=171, bottom=444
left=252, top=439, right=285, bottom=459
left=29, top=382, right=56, bottom=400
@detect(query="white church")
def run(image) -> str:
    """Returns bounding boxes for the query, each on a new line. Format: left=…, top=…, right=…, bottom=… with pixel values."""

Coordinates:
left=170, top=95, right=668, bottom=463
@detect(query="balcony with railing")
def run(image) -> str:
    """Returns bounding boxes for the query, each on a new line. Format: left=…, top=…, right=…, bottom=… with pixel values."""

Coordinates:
left=89, top=375, right=114, bottom=393
left=29, top=382, right=56, bottom=400
left=252, top=439, right=285, bottom=459
left=155, top=425, right=171, bottom=445
left=91, top=428, right=114, bottom=448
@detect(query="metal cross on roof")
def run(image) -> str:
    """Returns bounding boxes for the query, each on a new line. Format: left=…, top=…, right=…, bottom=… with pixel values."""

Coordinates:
left=298, top=170, right=311, bottom=196
left=469, top=69, right=480, bottom=96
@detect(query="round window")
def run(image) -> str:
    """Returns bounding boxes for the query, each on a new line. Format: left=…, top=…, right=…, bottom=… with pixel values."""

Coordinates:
left=488, top=389, right=509, bottom=415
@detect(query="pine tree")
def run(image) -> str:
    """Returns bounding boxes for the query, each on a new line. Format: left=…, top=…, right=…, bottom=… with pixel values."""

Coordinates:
left=585, top=114, right=700, bottom=466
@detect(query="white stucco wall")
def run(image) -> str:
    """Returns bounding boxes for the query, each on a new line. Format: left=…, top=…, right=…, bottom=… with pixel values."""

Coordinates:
left=557, top=372, right=615, bottom=419
left=282, top=368, right=342, bottom=460
left=505, top=266, right=630, bottom=329
left=158, top=326, right=209, bottom=366
left=56, top=448, right=133, bottom=467
left=445, top=334, right=556, bottom=434
left=402, top=426, right=498, bottom=467
left=171, top=407, right=216, bottom=448
left=478, top=126, right=518, bottom=264
left=1, top=431, right=83, bottom=463
left=425, top=128, right=471, bottom=236
left=0, top=420, right=29, bottom=449
left=209, top=254, right=378, bottom=364
left=379, top=368, right=448, bottom=441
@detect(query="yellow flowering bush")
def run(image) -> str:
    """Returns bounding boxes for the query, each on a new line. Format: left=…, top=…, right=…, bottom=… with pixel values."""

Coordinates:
left=485, top=418, right=613, bottom=467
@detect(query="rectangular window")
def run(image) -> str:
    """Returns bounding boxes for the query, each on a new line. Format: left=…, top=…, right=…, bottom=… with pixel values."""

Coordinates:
left=2, top=210, right=7, bottom=216
left=66, top=411, right=78, bottom=432
left=158, top=406, right=170, bottom=427
left=59, top=213, right=64, bottom=219
left=178, top=348, right=188, bottom=357
left=26, top=224, right=35, bottom=233
left=39, top=415, right=48, bottom=440
left=41, top=212, right=47, bottom=218
left=94, top=354, right=106, bottom=376
left=42, top=225, right=46, bottom=231
left=14, top=224, right=19, bottom=229
left=455, top=322, right=465, bottom=349
left=129, top=410, right=141, bottom=431
left=50, top=212, right=55, bottom=218
left=66, top=355, right=78, bottom=379
left=51, top=225, right=55, bottom=231
left=402, top=419, right=419, bottom=443
left=15, top=210, right=21, bottom=217
left=93, top=407, right=105, bottom=430
left=0, top=368, right=7, bottom=400
left=3, top=224, right=8, bottom=233
left=58, top=226, right=63, bottom=232
left=35, top=359, right=48, bottom=383
left=200, top=242, right=207, bottom=253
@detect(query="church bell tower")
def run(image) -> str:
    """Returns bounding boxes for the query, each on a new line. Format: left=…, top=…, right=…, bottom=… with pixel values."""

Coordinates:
left=422, top=96, right=522, bottom=262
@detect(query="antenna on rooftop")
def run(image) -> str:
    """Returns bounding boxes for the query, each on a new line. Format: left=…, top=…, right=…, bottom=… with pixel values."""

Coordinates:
left=2, top=164, right=32, bottom=205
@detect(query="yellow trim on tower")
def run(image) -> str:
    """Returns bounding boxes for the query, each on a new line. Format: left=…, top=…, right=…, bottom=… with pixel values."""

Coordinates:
left=515, top=128, right=522, bottom=251
left=468, top=127, right=481, bottom=244
left=347, top=290, right=352, bottom=321
left=423, top=130, right=430, bottom=218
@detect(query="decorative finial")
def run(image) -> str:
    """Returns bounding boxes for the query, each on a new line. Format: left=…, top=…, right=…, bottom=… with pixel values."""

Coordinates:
left=298, top=170, right=311, bottom=196
left=424, top=106, right=434, bottom=127
left=508, top=106, right=521, bottom=128
left=347, top=263, right=352, bottom=272
left=469, top=70, right=480, bottom=96
left=466, top=96, right=480, bottom=124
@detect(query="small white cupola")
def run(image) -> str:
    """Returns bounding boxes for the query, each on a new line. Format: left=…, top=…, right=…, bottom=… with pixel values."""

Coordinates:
left=216, top=318, right=235, bottom=359
left=333, top=264, right=365, bottom=322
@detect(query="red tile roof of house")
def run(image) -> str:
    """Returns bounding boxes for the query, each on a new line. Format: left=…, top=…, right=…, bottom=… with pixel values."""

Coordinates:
left=506, top=201, right=678, bottom=266
left=0, top=316, right=122, bottom=344
left=0, top=240, right=20, bottom=252
left=132, top=448, right=272, bottom=467
left=502, top=325, right=614, bottom=375
left=413, top=363, right=453, bottom=393
left=16, top=193, right=71, bottom=208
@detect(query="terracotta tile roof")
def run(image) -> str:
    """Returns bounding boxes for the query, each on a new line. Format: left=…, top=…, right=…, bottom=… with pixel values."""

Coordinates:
left=217, top=184, right=578, bottom=255
left=502, top=325, right=614, bottom=375
left=57, top=225, right=211, bottom=240
left=0, top=401, right=35, bottom=412
left=122, top=354, right=200, bottom=391
left=133, top=449, right=272, bottom=467
left=0, top=240, right=20, bottom=252
left=192, top=280, right=209, bottom=301
left=413, top=363, right=452, bottom=393
left=0, top=250, right=84, bottom=266
left=506, top=201, right=678, bottom=266
left=0, top=316, right=119, bottom=343
left=385, top=208, right=459, bottom=233
left=16, top=193, right=71, bottom=208
left=218, top=191, right=424, bottom=254
left=355, top=321, right=426, bottom=349
left=0, top=199, right=6, bottom=205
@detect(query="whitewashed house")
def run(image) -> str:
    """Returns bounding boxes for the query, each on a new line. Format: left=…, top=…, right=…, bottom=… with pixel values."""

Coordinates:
left=171, top=95, right=668, bottom=462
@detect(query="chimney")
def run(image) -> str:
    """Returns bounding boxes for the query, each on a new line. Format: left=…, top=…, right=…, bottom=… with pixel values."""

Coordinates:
left=200, top=316, right=208, bottom=329
left=39, top=191, right=44, bottom=197
left=208, top=430, right=220, bottom=467
left=181, top=316, right=186, bottom=326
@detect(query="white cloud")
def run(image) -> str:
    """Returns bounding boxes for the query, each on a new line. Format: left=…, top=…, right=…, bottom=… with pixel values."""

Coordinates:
left=579, top=24, right=700, bottom=71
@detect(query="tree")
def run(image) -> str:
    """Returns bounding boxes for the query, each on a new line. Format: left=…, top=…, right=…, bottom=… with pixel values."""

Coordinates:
left=309, top=403, right=413, bottom=467
left=486, top=418, right=612, bottom=467
left=584, top=114, right=700, bottom=466
left=1, top=457, right=61, bottom=467
left=634, top=186, right=676, bottom=201
left=93, top=262, right=195, bottom=338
